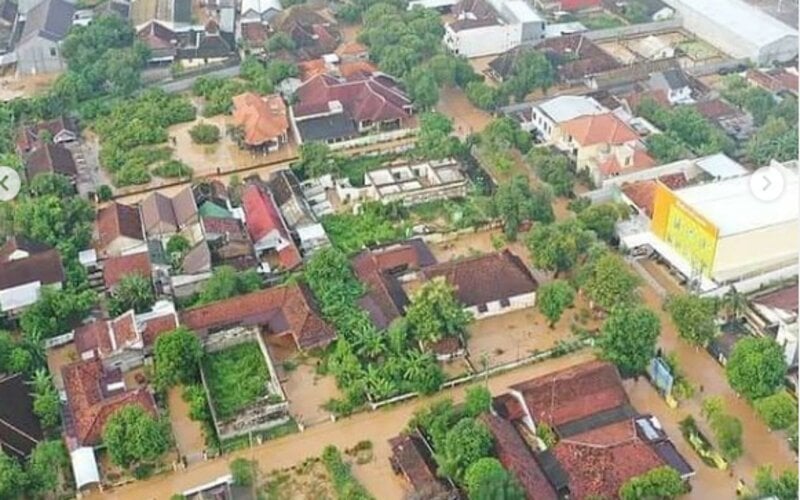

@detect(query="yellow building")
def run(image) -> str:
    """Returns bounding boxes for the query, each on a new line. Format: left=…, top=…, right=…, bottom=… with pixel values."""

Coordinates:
left=651, top=165, right=798, bottom=282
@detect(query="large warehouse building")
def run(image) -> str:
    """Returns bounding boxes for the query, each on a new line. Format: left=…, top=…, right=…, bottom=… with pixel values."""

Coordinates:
left=664, top=0, right=798, bottom=64
left=650, top=162, right=798, bottom=284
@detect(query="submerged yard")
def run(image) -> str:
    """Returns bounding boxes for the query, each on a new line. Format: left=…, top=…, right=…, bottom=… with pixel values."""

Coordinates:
left=204, top=342, right=270, bottom=420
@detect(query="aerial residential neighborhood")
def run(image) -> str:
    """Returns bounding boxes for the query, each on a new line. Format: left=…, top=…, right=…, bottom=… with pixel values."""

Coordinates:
left=0, top=0, right=797, bottom=498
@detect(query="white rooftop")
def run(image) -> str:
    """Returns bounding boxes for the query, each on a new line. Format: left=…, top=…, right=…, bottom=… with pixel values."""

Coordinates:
left=501, top=0, right=543, bottom=23
left=538, top=95, right=607, bottom=123
left=674, top=163, right=799, bottom=237
left=695, top=153, right=749, bottom=180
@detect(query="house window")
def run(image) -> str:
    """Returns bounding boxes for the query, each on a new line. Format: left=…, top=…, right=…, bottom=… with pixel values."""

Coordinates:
left=50, top=47, right=56, bottom=56
left=477, top=304, right=488, bottom=313
left=500, top=298, right=511, bottom=308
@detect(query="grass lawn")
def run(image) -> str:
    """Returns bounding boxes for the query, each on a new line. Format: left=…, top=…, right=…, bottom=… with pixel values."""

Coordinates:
left=677, top=40, right=718, bottom=61
left=204, top=342, right=270, bottom=420
left=578, top=12, right=627, bottom=30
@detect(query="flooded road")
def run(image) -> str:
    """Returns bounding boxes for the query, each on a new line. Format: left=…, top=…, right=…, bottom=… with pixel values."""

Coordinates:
left=88, top=351, right=597, bottom=500
left=167, top=386, right=206, bottom=463
left=436, top=87, right=493, bottom=137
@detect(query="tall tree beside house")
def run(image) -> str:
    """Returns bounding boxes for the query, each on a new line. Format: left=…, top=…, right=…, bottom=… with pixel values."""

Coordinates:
left=464, top=385, right=492, bottom=417
left=527, top=148, right=575, bottom=197
left=526, top=220, right=595, bottom=276
left=435, top=417, right=493, bottom=483
left=465, top=457, right=525, bottom=500
left=20, top=287, right=97, bottom=340
left=0, top=451, right=26, bottom=499
left=490, top=175, right=554, bottom=240
left=196, top=266, right=262, bottom=305
left=405, top=278, right=472, bottom=347
left=415, top=112, right=460, bottom=161
left=26, top=440, right=69, bottom=497
left=597, top=305, right=660, bottom=377
left=296, top=142, right=336, bottom=179
left=720, top=286, right=746, bottom=322
left=701, top=396, right=743, bottom=462
left=577, top=202, right=629, bottom=243
left=579, top=251, right=640, bottom=310
left=619, top=466, right=685, bottom=500
left=153, top=327, right=204, bottom=391
left=537, top=280, right=575, bottom=328
left=31, top=369, right=61, bottom=430
left=754, top=466, right=799, bottom=500
left=103, top=406, right=170, bottom=469
left=502, top=51, right=555, bottom=102
left=405, top=68, right=440, bottom=109
left=108, top=274, right=156, bottom=317
left=754, top=392, right=798, bottom=430
left=725, top=337, right=787, bottom=401
left=665, top=294, right=718, bottom=346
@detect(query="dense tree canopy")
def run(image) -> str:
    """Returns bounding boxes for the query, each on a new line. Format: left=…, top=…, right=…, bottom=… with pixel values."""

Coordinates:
left=464, top=385, right=492, bottom=417
left=415, top=112, right=460, bottom=160
left=577, top=203, right=628, bottom=243
left=490, top=175, right=554, bottom=240
left=436, top=418, right=494, bottom=482
left=465, top=457, right=525, bottom=500
left=527, top=148, right=575, bottom=197
left=196, top=266, right=263, bottom=305
left=701, top=397, right=743, bottom=462
left=103, top=406, right=170, bottom=469
left=502, top=50, right=555, bottom=102
left=0, top=451, right=25, bottom=500
left=526, top=220, right=595, bottom=276
left=154, top=327, right=204, bottom=390
left=537, top=280, right=575, bottom=327
left=754, top=466, right=798, bottom=500
left=579, top=251, right=640, bottom=310
left=754, top=392, right=798, bottom=431
left=665, top=294, right=718, bottom=346
left=636, top=98, right=734, bottom=157
left=26, top=440, right=69, bottom=497
left=108, top=274, right=156, bottom=316
left=598, top=305, right=660, bottom=376
left=745, top=116, right=799, bottom=165
left=619, top=466, right=685, bottom=500
left=726, top=337, right=788, bottom=400
left=31, top=369, right=60, bottom=429
left=20, top=287, right=96, bottom=339
left=405, top=278, right=472, bottom=346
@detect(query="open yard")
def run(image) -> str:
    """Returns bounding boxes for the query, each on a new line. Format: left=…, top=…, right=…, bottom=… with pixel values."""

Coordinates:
left=576, top=11, right=627, bottom=30
left=203, top=342, right=271, bottom=420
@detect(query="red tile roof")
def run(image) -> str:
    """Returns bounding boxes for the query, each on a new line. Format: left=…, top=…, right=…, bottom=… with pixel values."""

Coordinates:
left=242, top=184, right=302, bottom=270
left=692, top=99, right=739, bottom=120
left=24, top=143, right=77, bottom=180
left=509, top=360, right=629, bottom=429
left=559, top=0, right=601, bottom=11
left=16, top=116, right=77, bottom=153
left=140, top=311, right=179, bottom=347
left=103, top=251, right=152, bottom=289
left=241, top=22, right=268, bottom=47
left=421, top=250, right=538, bottom=308
left=388, top=432, right=453, bottom=496
left=293, top=72, right=411, bottom=124
left=0, top=236, right=51, bottom=262
left=74, top=310, right=143, bottom=359
left=96, top=202, right=144, bottom=252
left=480, top=413, right=558, bottom=500
left=232, top=93, right=289, bottom=147
left=62, top=359, right=156, bottom=447
left=561, top=113, right=640, bottom=147
left=622, top=173, right=688, bottom=218
left=753, top=282, right=799, bottom=315
left=180, top=283, right=335, bottom=350
left=625, top=89, right=670, bottom=112
left=553, top=419, right=665, bottom=499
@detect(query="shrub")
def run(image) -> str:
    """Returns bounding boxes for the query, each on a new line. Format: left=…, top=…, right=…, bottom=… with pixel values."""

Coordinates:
left=189, top=123, right=221, bottom=144
left=152, top=159, right=193, bottom=179
left=230, top=457, right=256, bottom=486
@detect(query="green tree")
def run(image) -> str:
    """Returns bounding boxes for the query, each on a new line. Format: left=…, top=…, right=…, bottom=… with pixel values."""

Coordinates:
left=646, top=132, right=687, bottom=163
left=26, top=440, right=69, bottom=497
left=527, top=148, right=574, bottom=197
left=230, top=457, right=257, bottom=486
left=20, top=287, right=96, bottom=339
left=416, top=112, right=459, bottom=160
left=31, top=369, right=60, bottom=429
left=154, top=327, right=204, bottom=390
left=577, top=203, right=628, bottom=243
left=721, top=286, right=746, bottom=322
left=464, top=385, right=492, bottom=417
left=580, top=251, right=640, bottom=310
left=702, top=396, right=743, bottom=462
left=188, top=123, right=220, bottom=144
left=108, top=273, right=155, bottom=316
left=526, top=220, right=595, bottom=276
left=726, top=337, right=787, bottom=400
left=465, top=457, right=525, bottom=500
left=102, top=406, right=170, bottom=469
left=296, top=142, right=335, bottom=179
left=491, top=175, right=554, bottom=240
left=466, top=81, right=506, bottom=111
left=619, top=466, right=685, bottom=500
left=266, top=32, right=296, bottom=52
left=754, top=392, right=798, bottom=430
left=598, top=305, right=660, bottom=376
left=27, top=173, right=75, bottom=198
left=745, top=116, right=798, bottom=165
left=197, top=266, right=262, bottom=305
left=502, top=50, right=554, bottom=101
left=436, top=418, right=493, bottom=482
left=754, top=466, right=798, bottom=500
left=0, top=451, right=26, bottom=500
left=406, top=278, right=472, bottom=346
left=665, top=294, right=718, bottom=346
left=405, top=68, right=439, bottom=108
left=537, top=280, right=575, bottom=327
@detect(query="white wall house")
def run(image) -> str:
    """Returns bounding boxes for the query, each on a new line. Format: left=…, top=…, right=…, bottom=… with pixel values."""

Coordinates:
left=524, top=95, right=607, bottom=141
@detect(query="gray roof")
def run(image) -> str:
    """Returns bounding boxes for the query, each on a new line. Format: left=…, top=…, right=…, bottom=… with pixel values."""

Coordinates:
left=649, top=69, right=689, bottom=91
left=19, top=0, right=75, bottom=44
left=295, top=113, right=358, bottom=143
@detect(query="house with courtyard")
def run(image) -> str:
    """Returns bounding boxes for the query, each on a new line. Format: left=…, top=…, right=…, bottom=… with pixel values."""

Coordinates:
left=95, top=202, right=147, bottom=258
left=492, top=360, right=694, bottom=498
left=241, top=183, right=303, bottom=272
left=23, top=143, right=78, bottom=184
left=443, top=0, right=547, bottom=58
left=0, top=237, right=64, bottom=315
left=414, top=250, right=538, bottom=321
left=0, top=373, right=43, bottom=461
left=231, top=92, right=290, bottom=153
left=289, top=71, right=414, bottom=146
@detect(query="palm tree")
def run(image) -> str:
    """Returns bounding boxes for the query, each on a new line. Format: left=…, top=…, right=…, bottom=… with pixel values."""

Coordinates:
left=402, top=350, right=431, bottom=382
left=21, top=329, right=46, bottom=368
left=364, top=365, right=393, bottom=400
left=722, top=286, right=746, bottom=323
left=30, top=368, right=52, bottom=395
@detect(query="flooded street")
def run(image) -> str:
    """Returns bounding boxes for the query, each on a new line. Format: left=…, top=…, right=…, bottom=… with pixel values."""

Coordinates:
left=167, top=386, right=206, bottom=463
left=88, top=351, right=597, bottom=500
left=436, top=87, right=494, bottom=137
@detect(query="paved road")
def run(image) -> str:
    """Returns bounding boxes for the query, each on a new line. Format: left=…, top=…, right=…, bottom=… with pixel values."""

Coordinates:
left=89, top=352, right=597, bottom=500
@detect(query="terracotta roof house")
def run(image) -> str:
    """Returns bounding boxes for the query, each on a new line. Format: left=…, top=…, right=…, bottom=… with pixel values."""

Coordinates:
left=620, top=173, right=688, bottom=218
left=62, top=358, right=157, bottom=448
left=137, top=19, right=235, bottom=64
left=419, top=250, right=538, bottom=320
left=137, top=301, right=180, bottom=347
left=352, top=239, right=437, bottom=329
left=0, top=374, right=43, bottom=461
left=96, top=202, right=146, bottom=257
left=388, top=431, right=458, bottom=499
left=242, top=183, right=302, bottom=271
left=747, top=68, right=799, bottom=96
left=74, top=310, right=147, bottom=371
left=180, top=283, right=335, bottom=350
left=201, top=216, right=258, bottom=270
left=16, top=116, right=78, bottom=153
left=273, top=6, right=341, bottom=61
left=102, top=251, right=153, bottom=290
left=536, top=35, right=622, bottom=85
left=23, top=143, right=78, bottom=182
left=291, top=71, right=413, bottom=145
left=140, top=187, right=199, bottom=238
left=232, top=92, right=289, bottom=151
left=170, top=242, right=214, bottom=298
left=0, top=240, right=64, bottom=314
left=480, top=413, right=558, bottom=500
